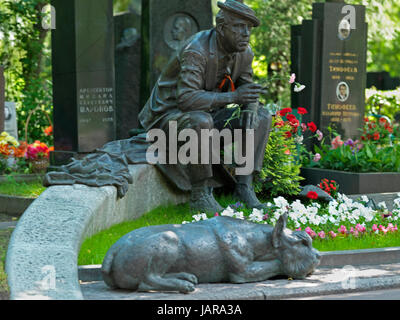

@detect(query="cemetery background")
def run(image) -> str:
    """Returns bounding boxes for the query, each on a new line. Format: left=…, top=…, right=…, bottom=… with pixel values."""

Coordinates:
left=0, top=0, right=400, bottom=300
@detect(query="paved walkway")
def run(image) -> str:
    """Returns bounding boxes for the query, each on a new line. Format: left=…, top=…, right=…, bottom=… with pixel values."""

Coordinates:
left=80, top=263, right=400, bottom=300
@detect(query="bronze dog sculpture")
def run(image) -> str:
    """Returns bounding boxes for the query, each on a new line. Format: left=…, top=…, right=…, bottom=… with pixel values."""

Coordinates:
left=101, top=213, right=321, bottom=293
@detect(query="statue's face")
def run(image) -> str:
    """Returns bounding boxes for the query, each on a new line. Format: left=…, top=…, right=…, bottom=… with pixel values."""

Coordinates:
left=221, top=15, right=253, bottom=53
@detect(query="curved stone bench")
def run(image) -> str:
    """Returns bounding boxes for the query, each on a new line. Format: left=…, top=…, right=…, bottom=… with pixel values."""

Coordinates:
left=5, top=164, right=189, bottom=300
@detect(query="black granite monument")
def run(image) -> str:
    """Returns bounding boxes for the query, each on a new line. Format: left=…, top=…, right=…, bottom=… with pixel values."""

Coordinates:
left=367, top=71, right=400, bottom=91
left=291, top=0, right=367, bottom=140
left=140, top=0, right=213, bottom=107
left=0, top=66, right=4, bottom=133
left=50, top=0, right=116, bottom=167
left=114, top=11, right=141, bottom=139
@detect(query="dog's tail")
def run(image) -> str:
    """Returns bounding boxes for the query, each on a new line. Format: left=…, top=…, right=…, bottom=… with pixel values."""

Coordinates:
left=101, top=244, right=122, bottom=289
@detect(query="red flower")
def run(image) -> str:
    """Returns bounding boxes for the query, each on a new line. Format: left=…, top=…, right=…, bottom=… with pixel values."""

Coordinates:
left=274, top=120, right=285, bottom=128
left=297, top=107, right=308, bottom=115
left=289, top=118, right=300, bottom=131
left=284, top=131, right=292, bottom=139
left=373, top=132, right=380, bottom=140
left=307, top=122, right=317, bottom=133
left=279, top=108, right=292, bottom=117
left=286, top=114, right=297, bottom=122
left=306, top=191, right=318, bottom=200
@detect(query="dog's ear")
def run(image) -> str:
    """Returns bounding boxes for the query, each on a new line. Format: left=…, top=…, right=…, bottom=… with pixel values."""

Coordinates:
left=272, top=213, right=287, bottom=248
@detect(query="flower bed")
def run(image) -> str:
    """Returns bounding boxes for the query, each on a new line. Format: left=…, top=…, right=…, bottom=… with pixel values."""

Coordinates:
left=182, top=193, right=400, bottom=249
left=0, top=131, right=53, bottom=175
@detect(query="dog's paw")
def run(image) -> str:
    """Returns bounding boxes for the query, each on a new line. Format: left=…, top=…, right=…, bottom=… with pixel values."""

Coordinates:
left=179, top=281, right=196, bottom=294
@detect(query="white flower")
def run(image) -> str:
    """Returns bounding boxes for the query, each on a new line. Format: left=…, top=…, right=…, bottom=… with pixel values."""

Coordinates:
left=378, top=202, right=387, bottom=210
left=361, top=195, right=369, bottom=202
left=273, top=196, right=289, bottom=209
left=249, top=208, right=264, bottom=222
left=221, top=207, right=236, bottom=217
left=294, top=135, right=304, bottom=144
left=234, top=211, right=245, bottom=220
left=300, top=216, right=307, bottom=225
left=294, top=84, right=306, bottom=92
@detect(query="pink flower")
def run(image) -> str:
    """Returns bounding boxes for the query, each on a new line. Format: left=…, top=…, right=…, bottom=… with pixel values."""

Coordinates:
left=331, top=135, right=344, bottom=150
left=296, top=227, right=302, bottom=231
left=305, top=227, right=316, bottom=238
left=350, top=227, right=355, bottom=234
left=372, top=224, right=379, bottom=232
left=301, top=123, right=307, bottom=132
left=318, top=231, right=326, bottom=239
left=329, top=231, right=337, bottom=238
left=214, top=212, right=219, bottom=217
left=313, top=153, right=321, bottom=162
left=355, top=224, right=366, bottom=233
left=289, top=73, right=296, bottom=84
left=387, top=223, right=396, bottom=232
left=380, top=226, right=388, bottom=235
left=316, top=130, right=323, bottom=141
left=338, top=225, right=347, bottom=234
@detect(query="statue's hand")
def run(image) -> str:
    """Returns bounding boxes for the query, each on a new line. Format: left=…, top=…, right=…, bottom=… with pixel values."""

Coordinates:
left=234, top=83, right=265, bottom=105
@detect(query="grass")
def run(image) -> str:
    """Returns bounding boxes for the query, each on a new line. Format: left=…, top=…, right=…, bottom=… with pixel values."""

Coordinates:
left=313, top=232, right=400, bottom=252
left=0, top=176, right=46, bottom=198
left=78, top=195, right=240, bottom=265
left=0, top=229, right=13, bottom=300
left=78, top=194, right=400, bottom=265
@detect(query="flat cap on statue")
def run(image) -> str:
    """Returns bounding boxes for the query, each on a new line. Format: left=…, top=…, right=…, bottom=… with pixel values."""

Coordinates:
left=217, top=0, right=260, bottom=27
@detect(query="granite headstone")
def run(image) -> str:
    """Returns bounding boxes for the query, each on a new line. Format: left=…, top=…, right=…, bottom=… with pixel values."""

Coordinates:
left=0, top=66, right=4, bottom=133
left=140, top=0, right=213, bottom=107
left=367, top=71, right=400, bottom=90
left=114, top=11, right=141, bottom=139
left=291, top=0, right=367, bottom=140
left=50, top=0, right=116, bottom=167
left=4, top=102, right=18, bottom=140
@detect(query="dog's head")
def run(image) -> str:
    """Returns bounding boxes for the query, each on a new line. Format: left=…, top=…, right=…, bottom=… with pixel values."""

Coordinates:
left=272, top=213, right=321, bottom=279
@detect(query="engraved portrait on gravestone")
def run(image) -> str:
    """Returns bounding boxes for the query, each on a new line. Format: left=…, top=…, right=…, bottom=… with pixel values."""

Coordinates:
left=337, top=82, right=349, bottom=102
left=116, top=28, right=139, bottom=51
left=338, top=18, right=351, bottom=40
left=164, top=13, right=199, bottom=50
left=4, top=105, right=11, bottom=121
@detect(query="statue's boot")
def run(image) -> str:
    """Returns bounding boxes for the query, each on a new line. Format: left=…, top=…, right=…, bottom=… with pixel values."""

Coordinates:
left=190, top=183, right=223, bottom=213
left=233, top=175, right=267, bottom=210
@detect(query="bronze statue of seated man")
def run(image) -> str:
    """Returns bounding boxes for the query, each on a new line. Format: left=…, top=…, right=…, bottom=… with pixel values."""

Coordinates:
left=139, top=0, right=272, bottom=213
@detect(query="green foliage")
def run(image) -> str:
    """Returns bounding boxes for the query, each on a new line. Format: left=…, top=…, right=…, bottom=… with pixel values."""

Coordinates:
left=248, top=0, right=312, bottom=107
left=254, top=115, right=303, bottom=198
left=0, top=0, right=53, bottom=145
left=365, top=88, right=400, bottom=119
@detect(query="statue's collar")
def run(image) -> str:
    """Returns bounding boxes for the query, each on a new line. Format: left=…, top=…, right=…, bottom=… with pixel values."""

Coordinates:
left=216, top=32, right=237, bottom=61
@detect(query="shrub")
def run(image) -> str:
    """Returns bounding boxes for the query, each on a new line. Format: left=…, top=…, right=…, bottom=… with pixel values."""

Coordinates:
left=254, top=114, right=303, bottom=198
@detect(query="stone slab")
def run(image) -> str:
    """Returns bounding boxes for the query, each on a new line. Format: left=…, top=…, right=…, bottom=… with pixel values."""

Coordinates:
left=0, top=194, right=35, bottom=217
